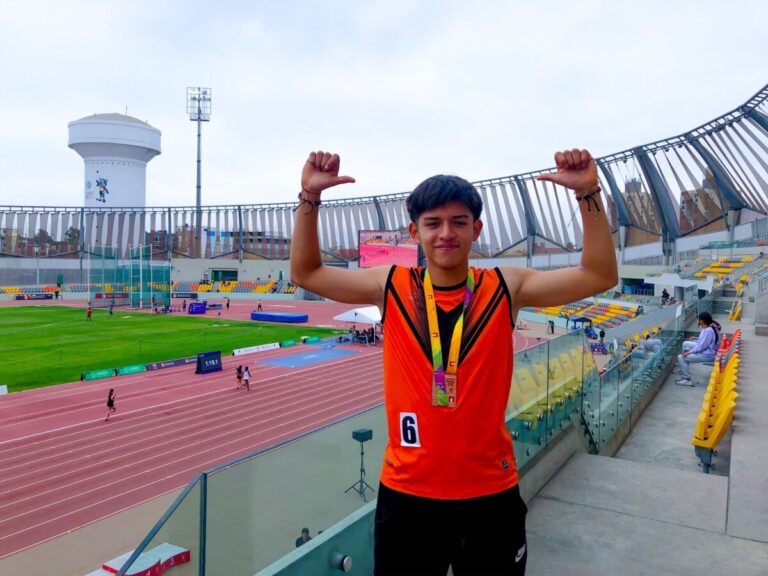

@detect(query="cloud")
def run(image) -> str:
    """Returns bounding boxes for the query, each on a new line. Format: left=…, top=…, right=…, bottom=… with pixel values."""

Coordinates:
left=0, top=0, right=765, bottom=208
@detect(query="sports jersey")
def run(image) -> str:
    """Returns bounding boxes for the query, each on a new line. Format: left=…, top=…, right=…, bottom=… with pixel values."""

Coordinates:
left=380, top=265, right=518, bottom=499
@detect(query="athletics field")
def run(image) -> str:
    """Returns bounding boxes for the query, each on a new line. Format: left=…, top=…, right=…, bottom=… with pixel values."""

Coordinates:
left=0, top=306, right=337, bottom=392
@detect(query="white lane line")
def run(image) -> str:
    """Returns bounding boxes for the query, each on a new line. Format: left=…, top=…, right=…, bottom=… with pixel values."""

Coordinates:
left=0, top=350, right=380, bottom=447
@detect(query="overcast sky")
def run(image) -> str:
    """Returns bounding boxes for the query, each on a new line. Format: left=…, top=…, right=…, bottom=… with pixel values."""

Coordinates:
left=0, top=0, right=766, bottom=208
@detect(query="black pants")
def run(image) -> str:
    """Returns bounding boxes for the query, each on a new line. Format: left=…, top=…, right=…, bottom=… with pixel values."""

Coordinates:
left=374, top=483, right=528, bottom=576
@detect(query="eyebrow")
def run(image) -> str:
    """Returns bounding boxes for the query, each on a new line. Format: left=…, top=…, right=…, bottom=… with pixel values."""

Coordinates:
left=423, top=215, right=470, bottom=221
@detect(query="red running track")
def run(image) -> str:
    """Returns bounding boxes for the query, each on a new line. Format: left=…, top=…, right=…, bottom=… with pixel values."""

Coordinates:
left=0, top=343, right=384, bottom=560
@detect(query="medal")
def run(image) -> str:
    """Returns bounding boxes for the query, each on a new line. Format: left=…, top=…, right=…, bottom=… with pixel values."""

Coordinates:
left=424, top=269, right=474, bottom=408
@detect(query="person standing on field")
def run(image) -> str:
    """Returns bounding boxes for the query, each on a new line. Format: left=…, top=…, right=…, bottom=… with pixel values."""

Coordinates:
left=243, top=366, right=251, bottom=391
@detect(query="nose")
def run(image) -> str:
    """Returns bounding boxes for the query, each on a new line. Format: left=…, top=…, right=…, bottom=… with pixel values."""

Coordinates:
left=438, top=222, right=456, bottom=240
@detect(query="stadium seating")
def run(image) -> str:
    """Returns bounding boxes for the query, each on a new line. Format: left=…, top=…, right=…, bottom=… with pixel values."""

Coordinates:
left=217, top=280, right=238, bottom=292
left=693, top=256, right=753, bottom=280
left=691, top=329, right=741, bottom=473
left=532, top=300, right=642, bottom=330
left=533, top=300, right=592, bottom=318
left=507, top=344, right=589, bottom=448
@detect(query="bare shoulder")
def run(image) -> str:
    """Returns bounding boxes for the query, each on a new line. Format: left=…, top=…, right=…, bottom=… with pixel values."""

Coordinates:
left=498, top=265, right=532, bottom=297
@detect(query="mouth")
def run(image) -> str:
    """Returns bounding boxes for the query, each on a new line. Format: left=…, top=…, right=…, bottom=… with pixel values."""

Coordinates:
left=435, top=245, right=458, bottom=252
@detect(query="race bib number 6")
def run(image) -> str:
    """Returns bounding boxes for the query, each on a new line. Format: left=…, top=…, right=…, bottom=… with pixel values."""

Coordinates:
left=399, top=412, right=421, bottom=447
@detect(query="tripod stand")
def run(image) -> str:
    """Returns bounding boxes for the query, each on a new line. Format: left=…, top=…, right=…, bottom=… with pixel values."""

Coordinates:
left=345, top=434, right=375, bottom=501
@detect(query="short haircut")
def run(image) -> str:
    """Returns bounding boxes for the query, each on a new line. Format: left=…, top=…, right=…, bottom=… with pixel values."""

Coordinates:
left=301, top=527, right=309, bottom=534
left=406, top=175, right=483, bottom=223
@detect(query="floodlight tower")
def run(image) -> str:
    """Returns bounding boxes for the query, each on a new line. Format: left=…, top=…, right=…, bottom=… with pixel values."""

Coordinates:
left=187, top=87, right=211, bottom=258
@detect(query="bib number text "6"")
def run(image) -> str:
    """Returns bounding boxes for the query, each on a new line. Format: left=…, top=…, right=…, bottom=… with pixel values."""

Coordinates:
left=399, top=412, right=421, bottom=448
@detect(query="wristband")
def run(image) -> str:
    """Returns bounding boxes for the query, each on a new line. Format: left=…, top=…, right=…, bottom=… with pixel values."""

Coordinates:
left=294, top=190, right=322, bottom=214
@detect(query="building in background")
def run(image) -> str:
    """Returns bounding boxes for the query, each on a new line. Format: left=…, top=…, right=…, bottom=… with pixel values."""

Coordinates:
left=68, top=113, right=161, bottom=208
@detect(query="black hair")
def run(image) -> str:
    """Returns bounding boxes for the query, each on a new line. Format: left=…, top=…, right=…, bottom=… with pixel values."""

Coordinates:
left=698, top=311, right=719, bottom=344
left=406, top=175, right=483, bottom=223
left=697, top=311, right=713, bottom=325
left=301, top=527, right=309, bottom=534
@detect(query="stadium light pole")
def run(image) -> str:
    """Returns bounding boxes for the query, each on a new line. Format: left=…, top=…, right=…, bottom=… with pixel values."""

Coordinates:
left=187, top=87, right=212, bottom=259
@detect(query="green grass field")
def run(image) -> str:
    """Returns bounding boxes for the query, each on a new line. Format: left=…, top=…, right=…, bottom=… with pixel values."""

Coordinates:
left=0, top=306, right=339, bottom=392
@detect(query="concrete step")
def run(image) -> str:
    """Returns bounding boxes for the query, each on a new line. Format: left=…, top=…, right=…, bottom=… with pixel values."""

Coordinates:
left=527, top=453, right=768, bottom=576
left=538, top=453, right=728, bottom=532
left=722, top=335, right=768, bottom=543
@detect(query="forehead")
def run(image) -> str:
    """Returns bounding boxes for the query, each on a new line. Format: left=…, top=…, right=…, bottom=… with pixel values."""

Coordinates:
left=417, top=201, right=473, bottom=221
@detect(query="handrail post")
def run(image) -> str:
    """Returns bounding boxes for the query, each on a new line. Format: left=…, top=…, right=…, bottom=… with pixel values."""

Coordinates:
left=199, top=472, right=207, bottom=574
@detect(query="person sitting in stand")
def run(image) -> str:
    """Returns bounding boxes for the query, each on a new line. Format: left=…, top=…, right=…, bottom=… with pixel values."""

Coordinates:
left=640, top=334, right=662, bottom=355
left=295, top=527, right=312, bottom=547
left=676, top=312, right=719, bottom=386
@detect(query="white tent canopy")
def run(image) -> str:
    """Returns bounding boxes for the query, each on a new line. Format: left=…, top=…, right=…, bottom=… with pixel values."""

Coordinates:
left=333, top=306, right=382, bottom=325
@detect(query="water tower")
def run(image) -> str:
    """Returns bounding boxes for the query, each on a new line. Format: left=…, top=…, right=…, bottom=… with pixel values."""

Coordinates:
left=68, top=113, right=161, bottom=207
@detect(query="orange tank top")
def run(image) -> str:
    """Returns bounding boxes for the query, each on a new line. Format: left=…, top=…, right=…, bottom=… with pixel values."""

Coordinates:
left=379, top=265, right=518, bottom=499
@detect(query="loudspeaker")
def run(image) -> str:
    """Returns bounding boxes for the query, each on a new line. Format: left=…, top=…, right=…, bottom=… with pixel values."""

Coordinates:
left=352, top=428, right=373, bottom=443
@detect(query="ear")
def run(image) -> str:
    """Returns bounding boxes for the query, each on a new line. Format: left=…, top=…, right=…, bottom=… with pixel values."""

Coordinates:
left=408, top=222, right=420, bottom=243
left=472, top=218, right=483, bottom=241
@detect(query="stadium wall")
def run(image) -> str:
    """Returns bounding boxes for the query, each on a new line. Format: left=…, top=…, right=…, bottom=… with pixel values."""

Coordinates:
left=171, top=258, right=290, bottom=284
left=0, top=257, right=292, bottom=287
left=0, top=257, right=82, bottom=286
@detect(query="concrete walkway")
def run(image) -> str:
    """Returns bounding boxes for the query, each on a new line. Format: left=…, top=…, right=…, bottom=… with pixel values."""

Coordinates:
left=716, top=316, right=768, bottom=543
left=525, top=314, right=768, bottom=575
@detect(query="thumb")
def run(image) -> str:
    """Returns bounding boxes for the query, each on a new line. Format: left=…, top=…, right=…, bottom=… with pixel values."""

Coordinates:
left=333, top=175, right=356, bottom=186
left=536, top=173, right=556, bottom=184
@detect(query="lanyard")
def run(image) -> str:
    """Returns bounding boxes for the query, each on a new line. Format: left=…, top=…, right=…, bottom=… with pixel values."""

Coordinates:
left=423, top=269, right=475, bottom=406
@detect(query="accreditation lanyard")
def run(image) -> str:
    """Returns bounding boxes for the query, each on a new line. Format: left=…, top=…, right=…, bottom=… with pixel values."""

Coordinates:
left=423, top=269, right=475, bottom=408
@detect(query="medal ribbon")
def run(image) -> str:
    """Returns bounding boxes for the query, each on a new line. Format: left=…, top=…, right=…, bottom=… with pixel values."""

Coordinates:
left=423, top=269, right=475, bottom=406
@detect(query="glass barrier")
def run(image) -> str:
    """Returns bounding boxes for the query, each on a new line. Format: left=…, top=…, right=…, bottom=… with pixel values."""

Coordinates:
left=546, top=330, right=583, bottom=440
left=121, top=326, right=687, bottom=575
left=581, top=339, right=602, bottom=449
left=507, top=330, right=589, bottom=467
left=201, top=406, right=385, bottom=575
left=507, top=338, right=549, bottom=468
left=597, top=362, right=619, bottom=449
left=117, top=478, right=201, bottom=575
left=615, top=355, right=633, bottom=426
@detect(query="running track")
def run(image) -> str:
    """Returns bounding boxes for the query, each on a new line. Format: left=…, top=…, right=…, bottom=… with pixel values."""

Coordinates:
left=0, top=342, right=384, bottom=559
left=0, top=298, right=534, bottom=560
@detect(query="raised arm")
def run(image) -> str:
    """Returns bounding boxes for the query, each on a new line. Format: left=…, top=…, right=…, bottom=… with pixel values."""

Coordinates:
left=503, top=148, right=618, bottom=316
left=290, top=151, right=390, bottom=307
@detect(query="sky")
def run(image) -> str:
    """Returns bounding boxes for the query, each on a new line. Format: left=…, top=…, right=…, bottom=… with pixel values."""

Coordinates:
left=0, top=0, right=766, bottom=208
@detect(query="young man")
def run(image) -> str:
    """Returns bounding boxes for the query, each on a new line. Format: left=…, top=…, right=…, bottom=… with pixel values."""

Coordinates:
left=290, top=150, right=617, bottom=575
